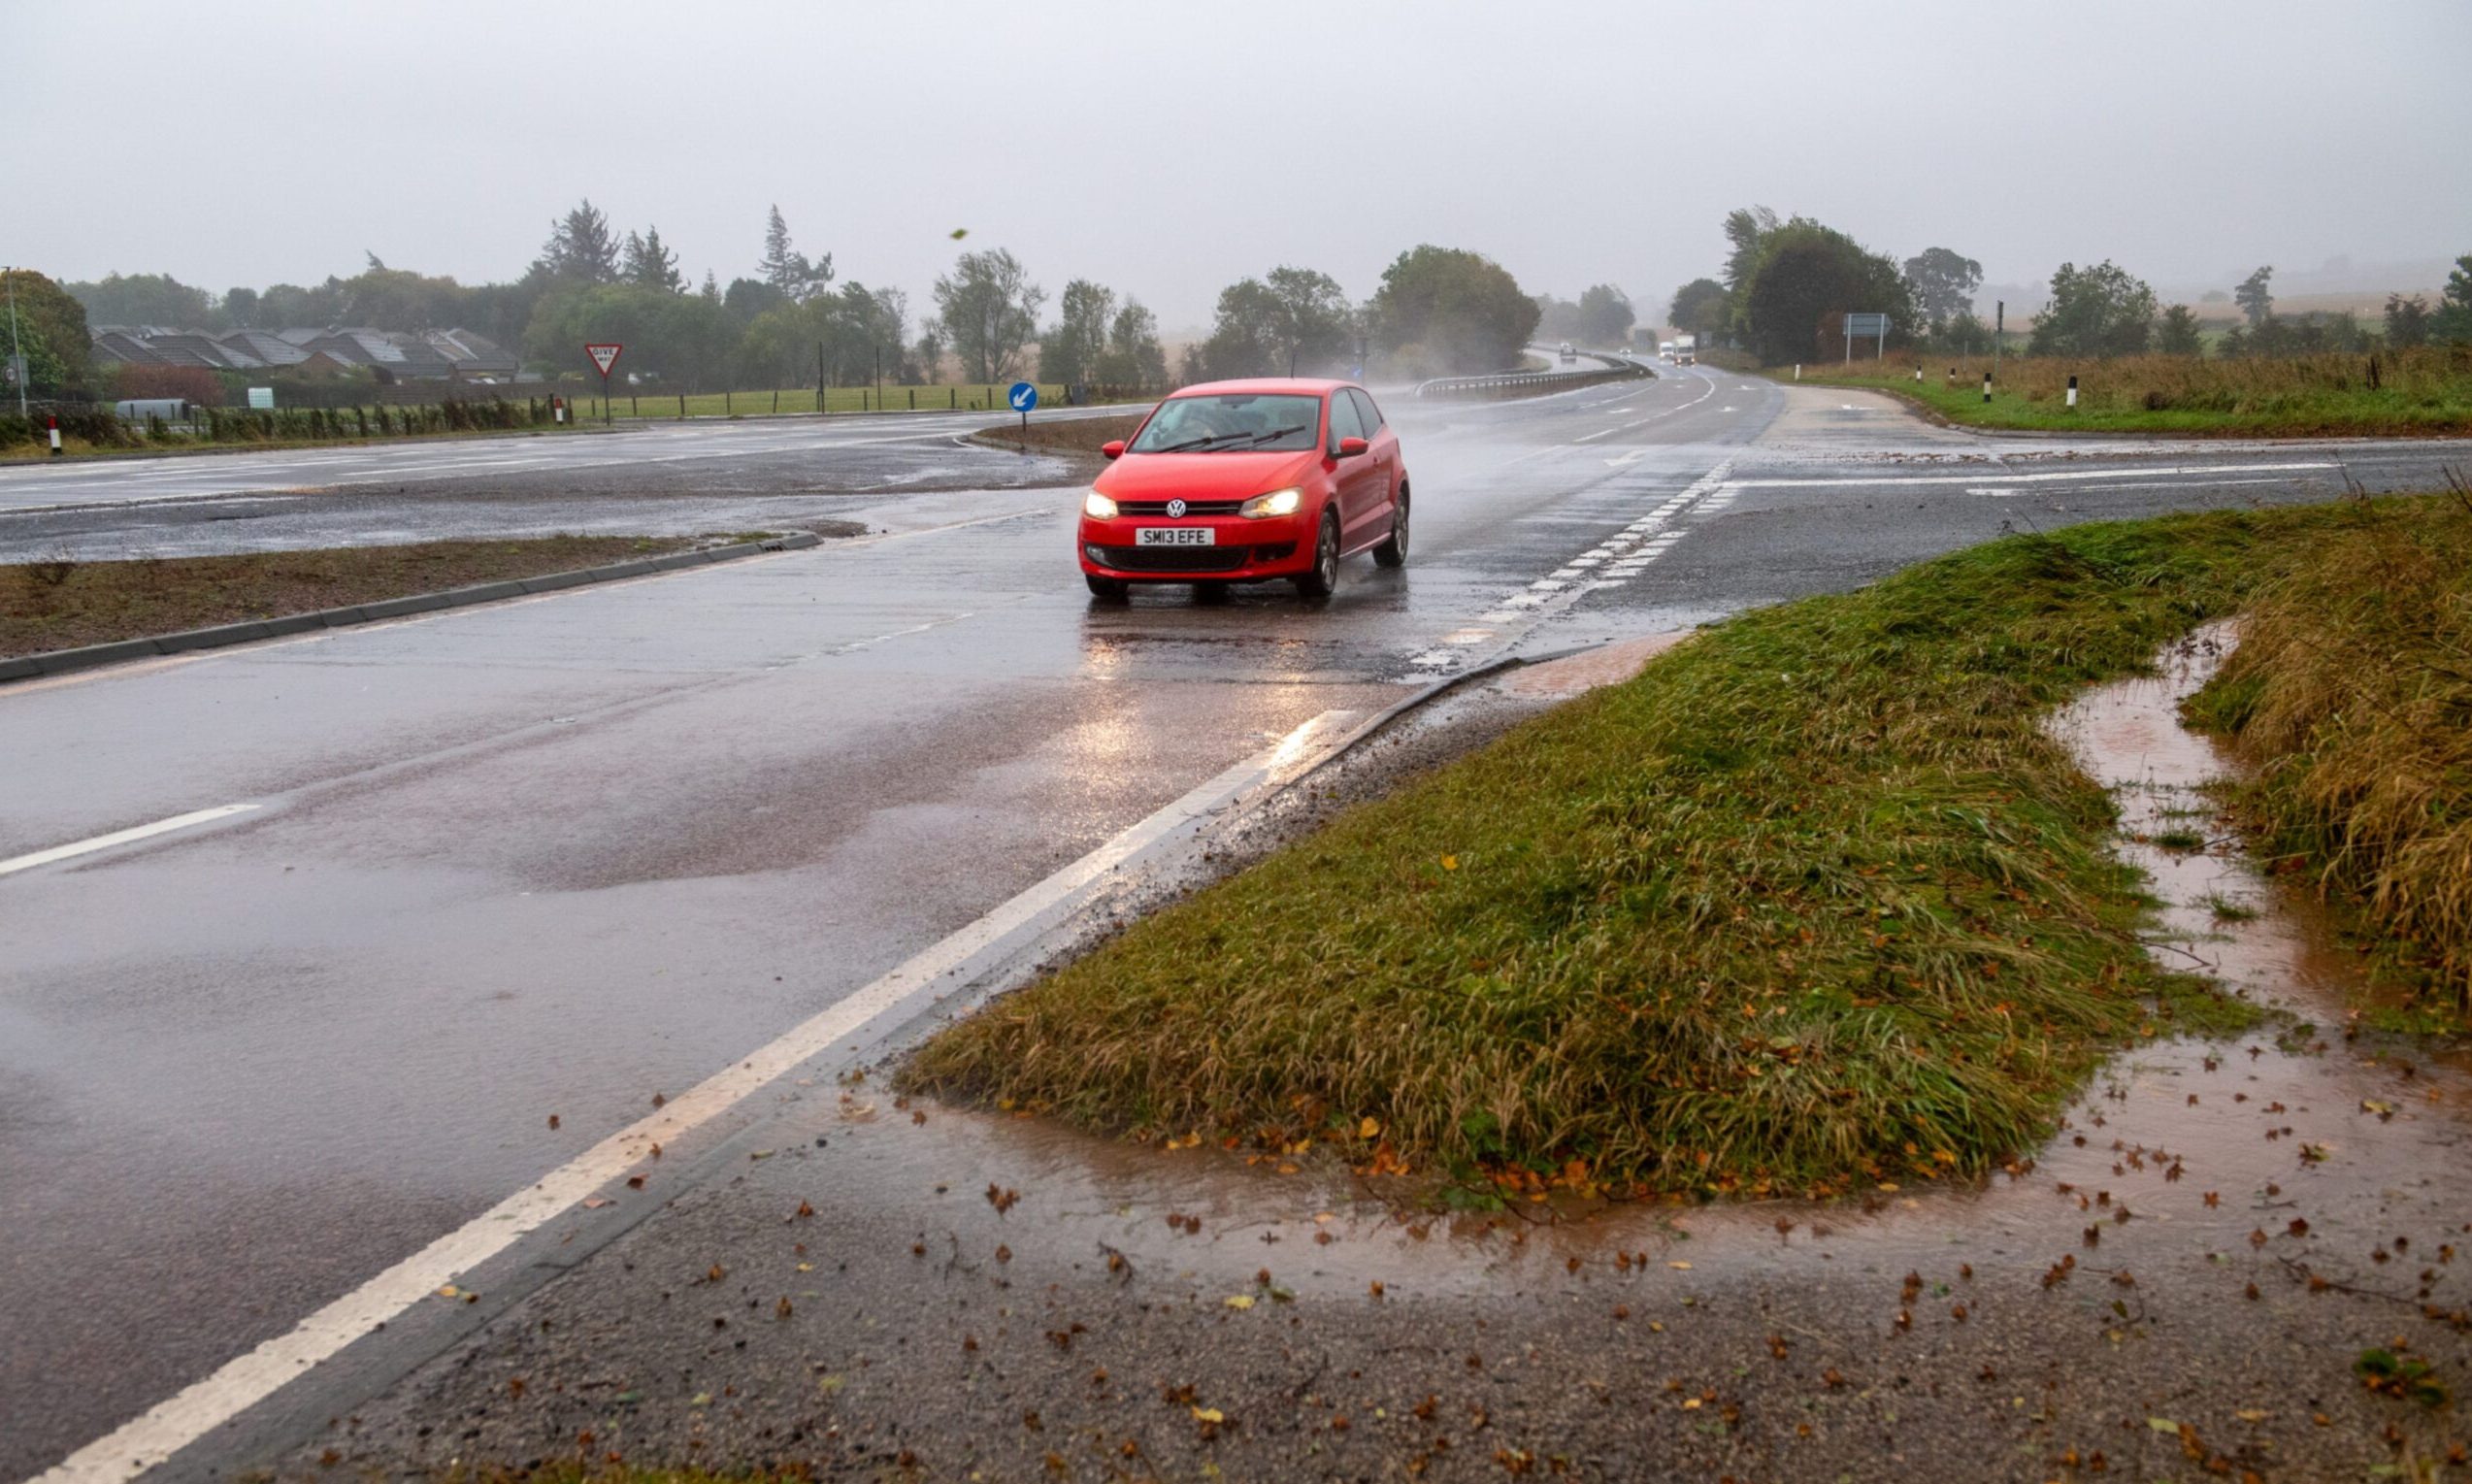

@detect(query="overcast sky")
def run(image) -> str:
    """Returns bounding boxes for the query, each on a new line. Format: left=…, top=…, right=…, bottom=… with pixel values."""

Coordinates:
left=12, top=0, right=2469, bottom=330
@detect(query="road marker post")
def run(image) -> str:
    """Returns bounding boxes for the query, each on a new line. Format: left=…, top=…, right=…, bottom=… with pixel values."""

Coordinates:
left=2066, top=375, right=2079, bottom=409
left=1794, top=365, right=1800, bottom=381
left=49, top=412, right=61, bottom=455
left=1983, top=372, right=1994, bottom=405
left=584, top=343, right=623, bottom=427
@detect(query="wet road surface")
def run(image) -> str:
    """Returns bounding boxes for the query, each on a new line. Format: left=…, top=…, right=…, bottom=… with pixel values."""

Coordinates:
left=278, top=635, right=2472, bottom=1482
left=5, top=372, right=2469, bottom=1478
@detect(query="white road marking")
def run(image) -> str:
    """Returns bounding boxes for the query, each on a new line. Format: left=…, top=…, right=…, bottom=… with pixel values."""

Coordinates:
left=1969, top=487, right=2022, bottom=498
left=1574, top=427, right=1618, bottom=443
left=1603, top=449, right=1648, bottom=468
left=0, top=806, right=259, bottom=879
left=1730, top=462, right=2335, bottom=490
left=28, top=709, right=1361, bottom=1484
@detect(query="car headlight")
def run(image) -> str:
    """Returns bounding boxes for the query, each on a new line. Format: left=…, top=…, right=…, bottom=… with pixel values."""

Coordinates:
left=1083, top=489, right=1119, bottom=519
left=1239, top=487, right=1302, bottom=519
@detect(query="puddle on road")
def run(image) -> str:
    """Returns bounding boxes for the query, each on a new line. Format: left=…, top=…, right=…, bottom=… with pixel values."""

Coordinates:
left=856, top=622, right=2472, bottom=1316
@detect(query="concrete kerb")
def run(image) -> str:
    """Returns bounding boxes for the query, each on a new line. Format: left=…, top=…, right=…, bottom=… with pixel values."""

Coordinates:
left=2, top=532, right=823, bottom=684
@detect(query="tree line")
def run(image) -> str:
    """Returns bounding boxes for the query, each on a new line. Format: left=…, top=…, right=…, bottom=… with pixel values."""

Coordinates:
left=1664, top=206, right=2472, bottom=364
left=33, top=200, right=1565, bottom=403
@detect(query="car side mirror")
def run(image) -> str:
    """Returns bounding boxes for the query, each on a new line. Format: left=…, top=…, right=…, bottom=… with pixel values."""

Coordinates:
left=1335, top=436, right=1369, bottom=458
left=1101, top=440, right=1125, bottom=459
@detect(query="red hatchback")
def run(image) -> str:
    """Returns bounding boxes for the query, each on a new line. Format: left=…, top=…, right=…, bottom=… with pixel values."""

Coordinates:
left=1077, top=379, right=1409, bottom=600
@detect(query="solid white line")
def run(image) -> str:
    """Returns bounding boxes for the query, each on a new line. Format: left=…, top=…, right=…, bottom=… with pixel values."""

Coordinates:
left=0, top=806, right=257, bottom=879
left=1730, top=461, right=2335, bottom=490
left=28, top=710, right=1356, bottom=1484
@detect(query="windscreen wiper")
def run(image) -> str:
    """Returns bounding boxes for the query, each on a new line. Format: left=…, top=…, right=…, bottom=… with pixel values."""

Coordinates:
left=1154, top=432, right=1248, bottom=452
left=1214, top=423, right=1308, bottom=450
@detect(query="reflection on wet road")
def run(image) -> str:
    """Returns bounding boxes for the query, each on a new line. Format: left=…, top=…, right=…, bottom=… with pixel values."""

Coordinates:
left=7, top=370, right=2472, bottom=1478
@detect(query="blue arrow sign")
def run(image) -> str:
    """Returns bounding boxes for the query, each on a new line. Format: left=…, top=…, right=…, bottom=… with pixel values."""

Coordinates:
left=1007, top=380, right=1038, bottom=412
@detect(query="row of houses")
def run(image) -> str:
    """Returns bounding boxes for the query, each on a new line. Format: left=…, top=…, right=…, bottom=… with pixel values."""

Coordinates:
left=89, top=326, right=520, bottom=380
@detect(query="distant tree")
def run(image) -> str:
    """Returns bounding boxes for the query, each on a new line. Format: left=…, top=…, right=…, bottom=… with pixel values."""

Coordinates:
left=2216, top=323, right=2251, bottom=359
left=341, top=266, right=472, bottom=331
left=1041, top=279, right=1116, bottom=385
left=2156, top=304, right=2205, bottom=357
left=2384, top=293, right=2431, bottom=348
left=933, top=248, right=1044, bottom=382
left=259, top=280, right=342, bottom=328
left=759, top=205, right=831, bottom=303
left=1900, top=247, right=1983, bottom=330
left=2235, top=265, right=2274, bottom=328
left=1938, top=313, right=1994, bottom=355
left=222, top=286, right=262, bottom=328
left=1573, top=283, right=1635, bottom=347
left=2, top=269, right=93, bottom=389
left=623, top=226, right=684, bottom=293
left=525, top=280, right=734, bottom=384
left=1721, top=206, right=1779, bottom=294
left=65, top=271, right=213, bottom=328
left=722, top=277, right=787, bottom=328
left=1096, top=300, right=1168, bottom=388
left=534, top=200, right=620, bottom=284
left=1737, top=220, right=1914, bottom=366
left=1260, top=265, right=1353, bottom=375
left=1199, top=279, right=1283, bottom=379
left=2435, top=254, right=2472, bottom=344
left=1667, top=278, right=1730, bottom=343
left=1368, top=245, right=1538, bottom=376
left=2027, top=261, right=2158, bottom=358
left=914, top=317, right=946, bottom=383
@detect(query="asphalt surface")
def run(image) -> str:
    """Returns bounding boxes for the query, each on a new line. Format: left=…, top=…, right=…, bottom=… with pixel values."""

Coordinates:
left=5, top=373, right=2470, bottom=1481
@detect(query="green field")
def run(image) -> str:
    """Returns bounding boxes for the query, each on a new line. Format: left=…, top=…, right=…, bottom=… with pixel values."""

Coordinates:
left=1790, top=348, right=2472, bottom=437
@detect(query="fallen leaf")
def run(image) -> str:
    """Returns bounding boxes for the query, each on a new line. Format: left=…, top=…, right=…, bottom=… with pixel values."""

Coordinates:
left=1667, top=1261, right=1693, bottom=1270
left=580, top=1198, right=610, bottom=1209
left=1224, top=1294, right=1255, bottom=1310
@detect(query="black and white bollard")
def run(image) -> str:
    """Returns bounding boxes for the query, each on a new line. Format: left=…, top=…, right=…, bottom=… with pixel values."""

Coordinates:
left=49, top=413, right=61, bottom=455
left=554, top=397, right=566, bottom=425
left=1794, top=364, right=1801, bottom=381
left=2066, top=375, right=2079, bottom=409
left=1982, top=372, right=1993, bottom=405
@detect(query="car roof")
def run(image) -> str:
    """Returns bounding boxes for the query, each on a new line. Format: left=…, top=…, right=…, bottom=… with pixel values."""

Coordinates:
left=1167, top=378, right=1352, bottom=398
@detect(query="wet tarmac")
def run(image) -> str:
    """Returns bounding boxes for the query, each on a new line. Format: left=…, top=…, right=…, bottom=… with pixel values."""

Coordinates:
left=285, top=627, right=2472, bottom=1483
left=7, top=371, right=2472, bottom=1479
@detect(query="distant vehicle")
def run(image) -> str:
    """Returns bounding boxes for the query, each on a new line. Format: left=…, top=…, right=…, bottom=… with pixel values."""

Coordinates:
left=1658, top=340, right=1677, bottom=361
left=1558, top=342, right=1576, bottom=363
left=114, top=398, right=192, bottom=422
left=1673, top=334, right=1698, bottom=366
left=1078, top=379, right=1408, bottom=602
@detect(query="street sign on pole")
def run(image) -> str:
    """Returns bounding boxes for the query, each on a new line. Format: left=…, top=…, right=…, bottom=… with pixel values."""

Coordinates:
left=585, top=343, right=622, bottom=425
left=1843, top=313, right=1891, bottom=363
left=1008, top=379, right=1038, bottom=444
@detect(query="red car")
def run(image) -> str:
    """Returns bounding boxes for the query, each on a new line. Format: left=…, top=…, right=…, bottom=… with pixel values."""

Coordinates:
left=1077, top=379, right=1409, bottom=600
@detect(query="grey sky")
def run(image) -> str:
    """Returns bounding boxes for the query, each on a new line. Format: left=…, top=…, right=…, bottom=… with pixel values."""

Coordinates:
left=13, top=0, right=2469, bottom=330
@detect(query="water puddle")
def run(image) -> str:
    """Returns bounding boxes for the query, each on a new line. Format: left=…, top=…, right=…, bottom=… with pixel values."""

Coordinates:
left=879, top=624, right=2472, bottom=1316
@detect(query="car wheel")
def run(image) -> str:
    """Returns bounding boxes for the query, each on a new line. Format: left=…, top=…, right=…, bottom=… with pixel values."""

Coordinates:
left=1372, top=487, right=1409, bottom=569
left=1292, top=511, right=1339, bottom=599
left=1085, top=574, right=1130, bottom=601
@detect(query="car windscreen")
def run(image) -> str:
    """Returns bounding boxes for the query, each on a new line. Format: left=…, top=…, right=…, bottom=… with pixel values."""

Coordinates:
left=1129, top=393, right=1323, bottom=453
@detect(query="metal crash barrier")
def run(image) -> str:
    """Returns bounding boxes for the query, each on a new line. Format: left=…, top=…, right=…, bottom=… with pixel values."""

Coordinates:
left=1412, top=350, right=1655, bottom=401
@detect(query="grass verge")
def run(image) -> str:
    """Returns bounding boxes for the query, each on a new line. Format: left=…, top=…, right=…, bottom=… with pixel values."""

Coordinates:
left=967, top=412, right=1150, bottom=459
left=2187, top=479, right=2472, bottom=1031
left=897, top=506, right=2472, bottom=1201
left=1789, top=348, right=2472, bottom=437
left=2, top=536, right=692, bottom=659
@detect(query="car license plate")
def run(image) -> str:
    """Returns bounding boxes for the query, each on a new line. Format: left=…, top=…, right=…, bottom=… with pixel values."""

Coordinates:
left=1135, top=527, right=1215, bottom=546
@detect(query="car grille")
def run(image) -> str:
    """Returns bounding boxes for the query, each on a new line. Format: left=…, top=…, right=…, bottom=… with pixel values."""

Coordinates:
left=1115, top=499, right=1246, bottom=516
left=1091, top=544, right=1253, bottom=573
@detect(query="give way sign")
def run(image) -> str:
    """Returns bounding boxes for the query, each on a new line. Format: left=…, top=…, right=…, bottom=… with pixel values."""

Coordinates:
left=585, top=343, right=622, bottom=376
